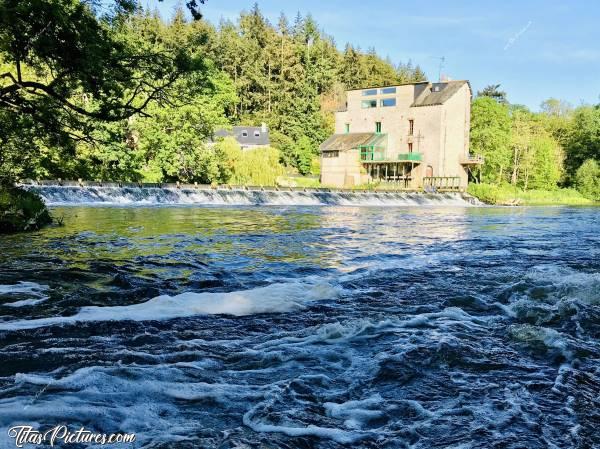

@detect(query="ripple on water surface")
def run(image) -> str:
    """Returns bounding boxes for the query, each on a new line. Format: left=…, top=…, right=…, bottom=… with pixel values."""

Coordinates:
left=0, top=205, right=598, bottom=448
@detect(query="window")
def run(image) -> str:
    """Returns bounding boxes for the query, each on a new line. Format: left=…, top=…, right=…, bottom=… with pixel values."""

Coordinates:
left=254, top=131, right=260, bottom=137
left=408, top=120, right=414, bottom=136
left=322, top=151, right=339, bottom=158
left=375, top=122, right=382, bottom=133
left=408, top=142, right=413, bottom=153
left=359, top=146, right=385, bottom=161
left=380, top=98, right=396, bottom=107
left=361, top=100, right=377, bottom=109
left=380, top=87, right=396, bottom=95
left=362, top=89, right=377, bottom=96
left=344, top=123, right=350, bottom=134
left=242, top=130, right=248, bottom=137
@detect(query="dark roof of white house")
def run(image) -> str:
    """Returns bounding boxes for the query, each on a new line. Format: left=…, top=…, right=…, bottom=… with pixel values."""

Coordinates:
left=345, top=80, right=471, bottom=107
left=411, top=80, right=470, bottom=107
left=213, top=126, right=270, bottom=146
left=345, top=81, right=430, bottom=92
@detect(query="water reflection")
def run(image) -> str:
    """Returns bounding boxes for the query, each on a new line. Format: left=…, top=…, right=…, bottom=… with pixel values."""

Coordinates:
left=0, top=205, right=598, bottom=448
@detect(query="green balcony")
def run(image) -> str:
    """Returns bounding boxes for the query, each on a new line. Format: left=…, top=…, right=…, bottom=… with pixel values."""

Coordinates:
left=397, top=152, right=423, bottom=162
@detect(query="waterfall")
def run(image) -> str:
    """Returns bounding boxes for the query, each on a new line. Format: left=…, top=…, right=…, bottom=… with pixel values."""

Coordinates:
left=21, top=184, right=480, bottom=207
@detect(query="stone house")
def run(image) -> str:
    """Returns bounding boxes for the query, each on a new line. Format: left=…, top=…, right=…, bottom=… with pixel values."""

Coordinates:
left=213, top=123, right=270, bottom=150
left=319, top=81, right=482, bottom=189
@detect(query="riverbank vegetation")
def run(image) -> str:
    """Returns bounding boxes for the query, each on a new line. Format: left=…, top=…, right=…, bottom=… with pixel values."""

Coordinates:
left=0, top=1, right=424, bottom=186
left=0, top=187, right=53, bottom=233
left=469, top=89, right=599, bottom=204
left=0, top=1, right=598, bottom=211
left=467, top=183, right=592, bottom=206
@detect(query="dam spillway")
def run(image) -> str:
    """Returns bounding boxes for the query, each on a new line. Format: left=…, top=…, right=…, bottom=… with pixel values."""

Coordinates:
left=20, top=182, right=480, bottom=207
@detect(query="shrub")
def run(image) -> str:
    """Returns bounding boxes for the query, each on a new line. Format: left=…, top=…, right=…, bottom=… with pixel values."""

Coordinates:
left=467, top=182, right=592, bottom=205
left=269, top=131, right=295, bottom=167
left=230, top=147, right=286, bottom=186
left=310, top=157, right=321, bottom=176
left=575, top=159, right=600, bottom=201
left=293, top=136, right=315, bottom=176
left=467, top=183, right=504, bottom=204
left=0, top=187, right=52, bottom=233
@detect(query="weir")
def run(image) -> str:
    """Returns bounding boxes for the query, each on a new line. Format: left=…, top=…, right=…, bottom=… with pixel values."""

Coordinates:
left=18, top=180, right=481, bottom=206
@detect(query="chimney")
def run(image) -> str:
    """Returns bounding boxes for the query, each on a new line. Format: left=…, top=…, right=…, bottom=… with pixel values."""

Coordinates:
left=261, top=122, right=268, bottom=133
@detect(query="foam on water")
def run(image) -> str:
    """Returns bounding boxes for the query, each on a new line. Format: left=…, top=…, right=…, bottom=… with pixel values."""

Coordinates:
left=23, top=185, right=477, bottom=207
left=498, top=264, right=600, bottom=336
left=324, top=395, right=385, bottom=429
left=0, top=282, right=50, bottom=307
left=1, top=365, right=264, bottom=448
left=243, top=408, right=368, bottom=444
left=509, top=324, right=575, bottom=360
left=0, top=205, right=597, bottom=448
left=0, top=310, right=589, bottom=448
left=526, top=264, right=600, bottom=305
left=0, top=279, right=340, bottom=331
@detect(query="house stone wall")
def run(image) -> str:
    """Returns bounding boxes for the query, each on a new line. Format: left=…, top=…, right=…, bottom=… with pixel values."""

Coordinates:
left=323, top=81, right=471, bottom=189
left=320, top=149, right=368, bottom=187
left=437, top=82, right=471, bottom=186
left=335, top=84, right=422, bottom=160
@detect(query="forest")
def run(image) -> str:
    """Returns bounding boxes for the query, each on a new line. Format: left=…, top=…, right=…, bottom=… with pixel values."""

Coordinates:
left=470, top=86, right=600, bottom=203
left=0, top=0, right=599, bottom=203
left=0, top=0, right=425, bottom=187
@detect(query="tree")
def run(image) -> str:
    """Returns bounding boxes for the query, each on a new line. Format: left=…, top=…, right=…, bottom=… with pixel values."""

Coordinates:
left=0, top=0, right=209, bottom=183
left=212, top=136, right=242, bottom=184
left=270, top=130, right=295, bottom=167
left=509, top=106, right=534, bottom=186
left=470, top=97, right=511, bottom=183
left=1, top=1, right=432, bottom=184
left=132, top=70, right=237, bottom=183
left=575, top=159, right=600, bottom=200
left=203, top=6, right=422, bottom=174
left=220, top=141, right=285, bottom=186
left=527, top=132, right=562, bottom=190
left=293, top=135, right=314, bottom=175
left=540, top=98, right=572, bottom=117
left=507, top=106, right=563, bottom=190
left=562, top=106, right=600, bottom=180
left=363, top=48, right=399, bottom=87
left=539, top=98, right=573, bottom=152
left=477, top=84, right=508, bottom=104
left=411, top=65, right=427, bottom=82
left=339, top=44, right=367, bottom=90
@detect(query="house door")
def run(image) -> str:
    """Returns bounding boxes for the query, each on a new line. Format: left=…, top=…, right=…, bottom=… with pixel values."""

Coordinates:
left=426, top=165, right=433, bottom=177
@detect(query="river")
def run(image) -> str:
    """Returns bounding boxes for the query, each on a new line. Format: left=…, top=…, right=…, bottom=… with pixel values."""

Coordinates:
left=0, top=204, right=598, bottom=448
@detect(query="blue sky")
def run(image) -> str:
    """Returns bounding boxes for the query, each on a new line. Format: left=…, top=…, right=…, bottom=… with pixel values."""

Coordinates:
left=149, top=0, right=600, bottom=110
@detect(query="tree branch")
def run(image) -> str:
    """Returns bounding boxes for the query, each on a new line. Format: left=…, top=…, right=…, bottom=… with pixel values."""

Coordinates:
left=1, top=75, right=181, bottom=122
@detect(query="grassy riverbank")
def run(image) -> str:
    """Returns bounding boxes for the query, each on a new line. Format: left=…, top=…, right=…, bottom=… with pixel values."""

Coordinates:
left=468, top=183, right=595, bottom=206
left=0, top=187, right=53, bottom=233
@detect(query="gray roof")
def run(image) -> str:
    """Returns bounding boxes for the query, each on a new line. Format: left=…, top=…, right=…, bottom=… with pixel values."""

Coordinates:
left=213, top=126, right=270, bottom=146
left=345, top=81, right=430, bottom=92
left=411, top=80, right=470, bottom=107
